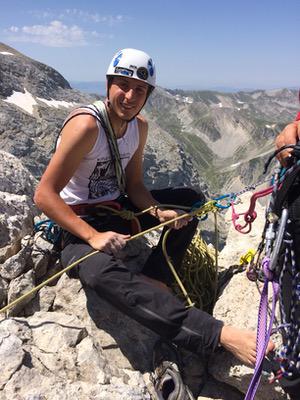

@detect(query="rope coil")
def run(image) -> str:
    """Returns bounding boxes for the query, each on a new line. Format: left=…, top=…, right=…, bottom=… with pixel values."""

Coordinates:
left=172, top=231, right=218, bottom=313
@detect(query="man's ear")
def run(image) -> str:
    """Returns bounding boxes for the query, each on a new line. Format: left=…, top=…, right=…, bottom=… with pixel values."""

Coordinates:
left=106, top=77, right=113, bottom=99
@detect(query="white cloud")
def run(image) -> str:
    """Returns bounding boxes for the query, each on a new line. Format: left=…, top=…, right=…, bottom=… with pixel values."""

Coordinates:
left=4, top=20, right=112, bottom=47
left=29, top=8, right=126, bottom=26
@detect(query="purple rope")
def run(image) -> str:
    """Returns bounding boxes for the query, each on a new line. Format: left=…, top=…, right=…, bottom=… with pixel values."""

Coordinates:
left=244, top=257, right=279, bottom=400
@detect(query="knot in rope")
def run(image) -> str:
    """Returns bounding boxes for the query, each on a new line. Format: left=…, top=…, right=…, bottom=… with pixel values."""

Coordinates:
left=118, top=209, right=136, bottom=220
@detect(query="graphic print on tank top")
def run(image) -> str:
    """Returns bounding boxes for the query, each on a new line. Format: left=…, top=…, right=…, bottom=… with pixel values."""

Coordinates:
left=88, top=152, right=129, bottom=199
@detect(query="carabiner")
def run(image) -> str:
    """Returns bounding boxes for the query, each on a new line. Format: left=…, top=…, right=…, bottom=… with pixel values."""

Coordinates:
left=269, top=208, right=289, bottom=271
left=214, top=193, right=236, bottom=209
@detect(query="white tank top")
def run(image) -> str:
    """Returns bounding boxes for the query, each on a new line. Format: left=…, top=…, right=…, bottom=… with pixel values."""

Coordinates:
left=58, top=107, right=140, bottom=205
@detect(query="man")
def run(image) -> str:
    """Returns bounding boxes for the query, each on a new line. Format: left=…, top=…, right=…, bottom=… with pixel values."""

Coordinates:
left=34, top=48, right=274, bottom=373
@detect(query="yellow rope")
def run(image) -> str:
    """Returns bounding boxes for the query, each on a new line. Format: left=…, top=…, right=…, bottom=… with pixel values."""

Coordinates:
left=0, top=200, right=219, bottom=315
left=161, top=229, right=195, bottom=307
left=213, top=210, right=219, bottom=273
left=0, top=250, right=98, bottom=315
left=172, top=230, right=218, bottom=313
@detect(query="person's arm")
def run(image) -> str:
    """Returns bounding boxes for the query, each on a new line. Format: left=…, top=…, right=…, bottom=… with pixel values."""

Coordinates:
left=125, top=116, right=191, bottom=230
left=34, top=114, right=129, bottom=254
left=275, top=117, right=300, bottom=165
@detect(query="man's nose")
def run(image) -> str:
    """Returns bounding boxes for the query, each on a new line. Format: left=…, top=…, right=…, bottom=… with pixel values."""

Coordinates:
left=125, top=88, right=135, bottom=100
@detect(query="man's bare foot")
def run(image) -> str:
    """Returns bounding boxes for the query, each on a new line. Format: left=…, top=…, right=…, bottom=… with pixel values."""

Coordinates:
left=219, top=326, right=275, bottom=366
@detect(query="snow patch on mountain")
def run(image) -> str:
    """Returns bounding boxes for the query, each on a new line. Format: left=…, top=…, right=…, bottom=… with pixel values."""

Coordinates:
left=3, top=88, right=37, bottom=114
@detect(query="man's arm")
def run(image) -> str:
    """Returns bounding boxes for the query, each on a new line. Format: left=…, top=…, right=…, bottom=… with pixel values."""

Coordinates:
left=34, top=115, right=129, bottom=254
left=276, top=117, right=300, bottom=165
left=125, top=116, right=191, bottom=230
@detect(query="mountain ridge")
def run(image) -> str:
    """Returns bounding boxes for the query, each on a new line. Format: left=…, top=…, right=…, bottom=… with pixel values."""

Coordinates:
left=0, top=42, right=298, bottom=195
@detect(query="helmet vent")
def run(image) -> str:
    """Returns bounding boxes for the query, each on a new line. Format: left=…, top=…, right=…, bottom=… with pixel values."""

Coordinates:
left=114, top=67, right=133, bottom=77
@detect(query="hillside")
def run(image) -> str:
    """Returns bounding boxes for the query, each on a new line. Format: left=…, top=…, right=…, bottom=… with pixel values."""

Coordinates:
left=144, top=87, right=298, bottom=193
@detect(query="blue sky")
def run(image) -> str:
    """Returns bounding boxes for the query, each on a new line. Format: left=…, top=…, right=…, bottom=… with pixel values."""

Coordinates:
left=1, top=0, right=299, bottom=90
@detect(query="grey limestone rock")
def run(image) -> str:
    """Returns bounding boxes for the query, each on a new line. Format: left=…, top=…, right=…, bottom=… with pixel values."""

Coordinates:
left=0, top=332, right=24, bottom=389
left=0, top=150, right=37, bottom=197
left=7, top=270, right=35, bottom=316
left=0, top=245, right=31, bottom=281
left=0, top=278, right=8, bottom=306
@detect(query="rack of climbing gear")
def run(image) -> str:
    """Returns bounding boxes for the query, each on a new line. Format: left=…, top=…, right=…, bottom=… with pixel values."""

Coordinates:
left=243, top=143, right=300, bottom=400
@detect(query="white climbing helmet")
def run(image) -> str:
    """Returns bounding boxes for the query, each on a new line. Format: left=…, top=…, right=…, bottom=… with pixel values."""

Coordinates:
left=106, top=48, right=156, bottom=88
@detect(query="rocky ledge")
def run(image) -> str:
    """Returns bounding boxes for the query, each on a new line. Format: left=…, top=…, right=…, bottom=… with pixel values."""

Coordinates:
left=0, top=151, right=287, bottom=399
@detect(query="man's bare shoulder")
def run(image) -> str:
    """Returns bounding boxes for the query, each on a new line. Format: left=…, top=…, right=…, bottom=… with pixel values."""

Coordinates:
left=65, top=111, right=99, bottom=131
left=61, top=112, right=99, bottom=138
left=136, top=114, right=148, bottom=136
left=136, top=113, right=148, bottom=125
left=59, top=113, right=99, bottom=155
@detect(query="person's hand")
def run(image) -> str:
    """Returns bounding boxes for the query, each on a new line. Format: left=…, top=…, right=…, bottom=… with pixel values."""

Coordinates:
left=156, top=208, right=192, bottom=230
left=87, top=231, right=130, bottom=255
left=275, top=121, right=300, bottom=165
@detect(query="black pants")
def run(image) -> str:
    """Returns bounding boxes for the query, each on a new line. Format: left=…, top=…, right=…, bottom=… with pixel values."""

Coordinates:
left=61, top=188, right=223, bottom=355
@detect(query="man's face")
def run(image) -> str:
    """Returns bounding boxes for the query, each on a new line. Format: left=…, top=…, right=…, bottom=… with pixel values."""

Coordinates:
left=108, top=76, right=149, bottom=121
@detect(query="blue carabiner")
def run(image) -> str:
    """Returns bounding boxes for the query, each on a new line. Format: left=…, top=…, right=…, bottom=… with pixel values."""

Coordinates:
left=213, top=193, right=236, bottom=209
left=34, top=219, right=52, bottom=231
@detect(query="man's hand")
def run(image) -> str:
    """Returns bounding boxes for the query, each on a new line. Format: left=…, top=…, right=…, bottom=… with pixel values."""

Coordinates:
left=156, top=208, right=192, bottom=230
left=275, top=121, right=300, bottom=165
left=87, top=231, right=130, bottom=255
